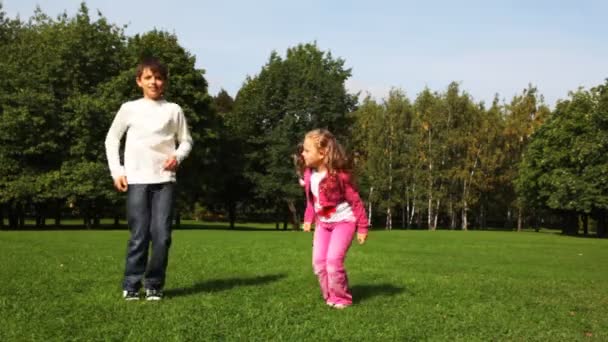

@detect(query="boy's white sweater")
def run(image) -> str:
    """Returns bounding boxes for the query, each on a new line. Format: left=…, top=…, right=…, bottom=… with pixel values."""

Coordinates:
left=105, top=98, right=193, bottom=184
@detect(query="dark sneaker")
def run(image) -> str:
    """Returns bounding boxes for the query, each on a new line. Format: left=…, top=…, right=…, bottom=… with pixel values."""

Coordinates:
left=145, top=289, right=163, bottom=301
left=123, top=290, right=139, bottom=301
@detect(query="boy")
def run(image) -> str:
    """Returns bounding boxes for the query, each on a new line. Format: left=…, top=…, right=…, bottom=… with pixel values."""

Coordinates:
left=105, top=57, right=193, bottom=301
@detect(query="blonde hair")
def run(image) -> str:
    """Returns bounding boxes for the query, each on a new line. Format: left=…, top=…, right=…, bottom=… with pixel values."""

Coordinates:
left=293, top=142, right=306, bottom=178
left=304, top=129, right=352, bottom=174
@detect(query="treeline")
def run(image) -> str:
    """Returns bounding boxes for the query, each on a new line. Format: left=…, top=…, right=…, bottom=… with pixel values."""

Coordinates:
left=1, top=4, right=606, bottom=236
left=0, top=4, right=216, bottom=228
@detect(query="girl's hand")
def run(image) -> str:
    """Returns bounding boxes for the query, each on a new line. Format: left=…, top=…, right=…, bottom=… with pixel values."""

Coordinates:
left=302, top=222, right=312, bottom=232
left=357, top=233, right=367, bottom=245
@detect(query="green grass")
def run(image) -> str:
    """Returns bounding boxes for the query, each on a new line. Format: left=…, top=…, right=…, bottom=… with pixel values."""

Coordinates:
left=1, top=227, right=607, bottom=341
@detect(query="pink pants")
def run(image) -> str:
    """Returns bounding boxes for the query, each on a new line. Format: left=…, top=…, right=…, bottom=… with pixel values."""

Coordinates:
left=312, top=220, right=356, bottom=306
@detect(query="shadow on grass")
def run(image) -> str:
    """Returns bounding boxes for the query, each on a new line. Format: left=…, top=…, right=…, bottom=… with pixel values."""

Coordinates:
left=0, top=223, right=294, bottom=232
left=177, top=224, right=281, bottom=231
left=165, top=273, right=287, bottom=297
left=351, top=283, right=408, bottom=304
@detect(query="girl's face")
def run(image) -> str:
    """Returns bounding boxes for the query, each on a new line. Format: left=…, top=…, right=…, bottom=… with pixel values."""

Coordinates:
left=301, top=138, right=325, bottom=169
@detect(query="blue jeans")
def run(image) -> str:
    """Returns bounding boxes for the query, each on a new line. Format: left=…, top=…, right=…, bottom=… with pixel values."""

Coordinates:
left=123, top=182, right=175, bottom=291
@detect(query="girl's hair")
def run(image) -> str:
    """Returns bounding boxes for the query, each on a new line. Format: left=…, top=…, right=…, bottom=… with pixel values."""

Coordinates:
left=304, top=129, right=352, bottom=174
left=293, top=142, right=306, bottom=178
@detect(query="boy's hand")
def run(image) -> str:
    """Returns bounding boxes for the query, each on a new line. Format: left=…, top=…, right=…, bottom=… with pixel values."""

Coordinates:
left=163, top=156, right=179, bottom=171
left=114, top=176, right=128, bottom=192
left=302, top=222, right=312, bottom=232
left=357, top=233, right=367, bottom=245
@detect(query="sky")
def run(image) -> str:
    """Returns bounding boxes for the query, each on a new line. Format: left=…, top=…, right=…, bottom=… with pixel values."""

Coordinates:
left=3, top=0, right=607, bottom=107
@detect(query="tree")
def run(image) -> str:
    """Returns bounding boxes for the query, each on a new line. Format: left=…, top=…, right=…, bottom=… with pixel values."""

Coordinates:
left=503, top=85, right=550, bottom=231
left=214, top=89, right=234, bottom=115
left=0, top=4, right=215, bottom=228
left=351, top=95, right=384, bottom=228
left=517, top=80, right=608, bottom=237
left=351, top=89, right=414, bottom=229
left=124, top=30, right=217, bottom=225
left=211, top=89, right=250, bottom=228
left=229, top=42, right=357, bottom=229
left=413, top=88, right=449, bottom=230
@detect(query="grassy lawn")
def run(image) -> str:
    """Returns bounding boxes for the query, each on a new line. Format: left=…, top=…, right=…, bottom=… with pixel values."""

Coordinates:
left=1, top=226, right=607, bottom=341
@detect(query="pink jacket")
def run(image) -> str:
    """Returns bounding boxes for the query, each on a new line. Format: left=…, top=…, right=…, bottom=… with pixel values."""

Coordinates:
left=303, top=168, right=369, bottom=234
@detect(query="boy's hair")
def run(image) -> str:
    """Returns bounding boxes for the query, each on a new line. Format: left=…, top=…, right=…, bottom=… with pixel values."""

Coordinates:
left=304, top=129, right=352, bottom=174
left=136, top=57, right=168, bottom=80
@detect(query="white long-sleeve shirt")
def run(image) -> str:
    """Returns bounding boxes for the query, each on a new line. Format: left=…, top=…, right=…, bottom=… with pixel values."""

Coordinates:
left=104, top=98, right=193, bottom=184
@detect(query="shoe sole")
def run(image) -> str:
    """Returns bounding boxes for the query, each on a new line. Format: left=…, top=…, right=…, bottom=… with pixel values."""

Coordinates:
left=123, top=290, right=139, bottom=300
left=332, top=304, right=350, bottom=309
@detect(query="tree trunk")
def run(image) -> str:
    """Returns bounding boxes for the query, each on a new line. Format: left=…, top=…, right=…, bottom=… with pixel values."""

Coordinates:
left=228, top=201, right=236, bottom=230
left=55, top=200, right=62, bottom=227
left=18, top=203, right=25, bottom=229
left=367, top=186, right=373, bottom=228
left=93, top=215, right=100, bottom=228
left=479, top=202, right=485, bottom=230
left=433, top=198, right=440, bottom=230
left=597, top=212, right=607, bottom=238
left=287, top=200, right=300, bottom=231
left=462, top=200, right=468, bottom=231
left=582, top=214, right=588, bottom=236
left=409, top=194, right=416, bottom=228
left=560, top=211, right=578, bottom=236
left=517, top=206, right=523, bottom=232
left=387, top=134, right=393, bottom=231
left=408, top=183, right=417, bottom=228
left=385, top=207, right=392, bottom=230
left=405, top=187, right=410, bottom=229
left=427, top=196, right=433, bottom=230
left=427, top=127, right=434, bottom=231
left=19, top=214, right=25, bottom=229
left=34, top=203, right=42, bottom=228
left=91, top=200, right=100, bottom=228
left=174, top=211, right=181, bottom=228
left=114, top=214, right=120, bottom=228
left=0, top=203, right=4, bottom=229
left=8, top=201, right=18, bottom=229
left=449, top=198, right=456, bottom=230
left=532, top=209, right=540, bottom=232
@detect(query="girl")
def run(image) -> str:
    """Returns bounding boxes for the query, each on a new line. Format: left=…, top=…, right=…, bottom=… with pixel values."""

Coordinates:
left=300, top=129, right=369, bottom=309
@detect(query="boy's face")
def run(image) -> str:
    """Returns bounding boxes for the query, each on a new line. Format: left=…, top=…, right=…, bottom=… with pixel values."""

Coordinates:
left=136, top=67, right=165, bottom=100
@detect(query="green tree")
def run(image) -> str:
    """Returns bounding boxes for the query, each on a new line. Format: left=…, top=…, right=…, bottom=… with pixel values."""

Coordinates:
left=351, top=95, right=384, bottom=227
left=503, top=85, right=549, bottom=231
left=211, top=89, right=250, bottom=228
left=229, top=42, right=357, bottom=228
left=413, top=88, right=448, bottom=230
left=351, top=89, right=414, bottom=229
left=123, top=30, right=216, bottom=225
left=517, top=80, right=608, bottom=236
left=0, top=4, right=215, bottom=228
left=214, top=89, right=234, bottom=115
